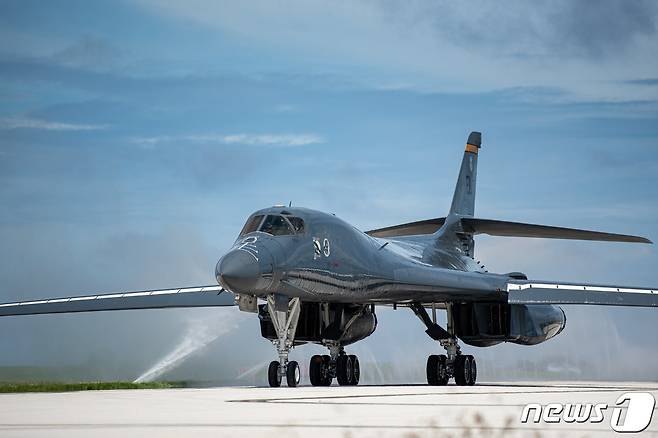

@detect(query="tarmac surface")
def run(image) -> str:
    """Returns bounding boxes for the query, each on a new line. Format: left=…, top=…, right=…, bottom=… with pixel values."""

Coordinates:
left=0, top=382, right=656, bottom=437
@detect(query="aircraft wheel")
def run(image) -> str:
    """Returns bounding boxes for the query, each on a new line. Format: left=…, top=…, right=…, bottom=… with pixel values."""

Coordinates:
left=348, top=354, right=360, bottom=385
left=426, top=355, right=439, bottom=385
left=454, top=355, right=471, bottom=386
left=437, top=354, right=449, bottom=385
left=466, top=355, right=477, bottom=386
left=268, top=361, right=281, bottom=387
left=286, top=361, right=300, bottom=387
left=336, top=354, right=353, bottom=386
left=427, top=355, right=448, bottom=385
left=321, top=355, right=333, bottom=386
left=309, top=355, right=323, bottom=386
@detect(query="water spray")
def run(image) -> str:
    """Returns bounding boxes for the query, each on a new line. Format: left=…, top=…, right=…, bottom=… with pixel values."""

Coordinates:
left=134, top=313, right=236, bottom=383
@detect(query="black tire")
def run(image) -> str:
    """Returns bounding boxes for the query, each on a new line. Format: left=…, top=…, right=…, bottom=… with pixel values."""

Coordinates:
left=426, top=355, right=439, bottom=385
left=321, top=355, right=332, bottom=386
left=268, top=361, right=281, bottom=387
left=286, top=361, right=300, bottom=387
left=466, top=355, right=477, bottom=386
left=336, top=354, right=352, bottom=386
left=454, top=355, right=471, bottom=386
left=309, top=355, right=323, bottom=386
left=427, top=355, right=448, bottom=386
left=437, top=354, right=449, bottom=385
left=464, top=355, right=472, bottom=385
left=348, top=355, right=360, bottom=385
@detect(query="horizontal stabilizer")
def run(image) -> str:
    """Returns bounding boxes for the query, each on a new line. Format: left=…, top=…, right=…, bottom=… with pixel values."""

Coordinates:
left=0, top=285, right=236, bottom=317
left=366, top=217, right=446, bottom=238
left=507, top=281, right=658, bottom=307
left=461, top=218, right=651, bottom=243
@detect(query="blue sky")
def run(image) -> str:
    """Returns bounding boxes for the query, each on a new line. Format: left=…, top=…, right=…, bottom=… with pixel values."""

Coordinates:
left=0, top=1, right=657, bottom=382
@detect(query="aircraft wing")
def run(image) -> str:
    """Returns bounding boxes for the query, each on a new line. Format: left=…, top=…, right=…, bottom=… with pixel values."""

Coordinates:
left=462, top=218, right=651, bottom=243
left=366, top=217, right=446, bottom=238
left=0, top=285, right=235, bottom=317
left=507, top=280, right=658, bottom=307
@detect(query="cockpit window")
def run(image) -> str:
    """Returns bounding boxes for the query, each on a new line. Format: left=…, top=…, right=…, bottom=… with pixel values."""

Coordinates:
left=259, top=215, right=293, bottom=236
left=287, top=216, right=305, bottom=233
left=239, top=215, right=264, bottom=237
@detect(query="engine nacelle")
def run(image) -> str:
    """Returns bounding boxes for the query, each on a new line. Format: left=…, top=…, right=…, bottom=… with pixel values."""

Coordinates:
left=453, top=303, right=566, bottom=347
left=509, top=304, right=566, bottom=345
left=339, top=308, right=378, bottom=345
left=258, top=302, right=377, bottom=346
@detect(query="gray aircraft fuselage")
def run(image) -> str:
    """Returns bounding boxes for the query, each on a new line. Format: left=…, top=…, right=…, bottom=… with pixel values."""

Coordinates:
left=217, top=207, right=502, bottom=303
left=216, top=206, right=566, bottom=347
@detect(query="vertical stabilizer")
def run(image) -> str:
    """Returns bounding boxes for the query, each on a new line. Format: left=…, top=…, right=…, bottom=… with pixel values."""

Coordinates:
left=449, top=131, right=481, bottom=216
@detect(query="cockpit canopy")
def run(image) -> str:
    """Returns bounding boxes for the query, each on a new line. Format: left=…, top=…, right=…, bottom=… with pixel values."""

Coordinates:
left=239, top=213, right=305, bottom=237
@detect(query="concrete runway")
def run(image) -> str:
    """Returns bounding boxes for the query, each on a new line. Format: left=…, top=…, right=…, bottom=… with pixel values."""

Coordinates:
left=0, top=382, right=656, bottom=437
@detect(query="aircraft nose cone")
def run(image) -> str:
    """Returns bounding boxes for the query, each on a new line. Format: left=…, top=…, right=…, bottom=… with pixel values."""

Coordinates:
left=216, top=250, right=262, bottom=294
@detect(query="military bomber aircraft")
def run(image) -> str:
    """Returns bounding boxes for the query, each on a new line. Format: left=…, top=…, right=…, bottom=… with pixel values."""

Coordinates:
left=1, top=132, right=656, bottom=387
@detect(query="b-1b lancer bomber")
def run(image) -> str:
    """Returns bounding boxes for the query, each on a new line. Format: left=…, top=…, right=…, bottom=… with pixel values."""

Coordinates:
left=1, top=132, right=656, bottom=387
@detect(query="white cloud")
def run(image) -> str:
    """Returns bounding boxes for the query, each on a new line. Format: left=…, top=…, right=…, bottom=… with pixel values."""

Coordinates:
left=132, top=133, right=324, bottom=147
left=50, top=36, right=124, bottom=73
left=136, top=0, right=658, bottom=102
left=272, top=104, right=299, bottom=113
left=220, top=133, right=322, bottom=146
left=0, top=117, right=108, bottom=131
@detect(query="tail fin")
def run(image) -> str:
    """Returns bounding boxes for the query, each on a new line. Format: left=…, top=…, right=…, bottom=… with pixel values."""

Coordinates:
left=449, top=131, right=481, bottom=216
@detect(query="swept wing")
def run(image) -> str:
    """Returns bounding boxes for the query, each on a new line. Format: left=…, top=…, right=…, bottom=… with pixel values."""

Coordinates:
left=0, top=285, right=235, bottom=317
left=367, top=217, right=650, bottom=243
left=506, top=280, right=658, bottom=307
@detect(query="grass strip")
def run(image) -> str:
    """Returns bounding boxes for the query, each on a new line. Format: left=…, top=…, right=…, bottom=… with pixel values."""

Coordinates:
left=0, top=381, right=184, bottom=393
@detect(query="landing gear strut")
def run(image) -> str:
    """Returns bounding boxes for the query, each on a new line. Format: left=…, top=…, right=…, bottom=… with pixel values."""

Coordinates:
left=266, top=294, right=301, bottom=387
left=411, top=302, right=477, bottom=386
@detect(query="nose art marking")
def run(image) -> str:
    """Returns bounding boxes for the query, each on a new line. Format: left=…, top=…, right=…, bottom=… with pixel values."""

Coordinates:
left=235, top=236, right=259, bottom=261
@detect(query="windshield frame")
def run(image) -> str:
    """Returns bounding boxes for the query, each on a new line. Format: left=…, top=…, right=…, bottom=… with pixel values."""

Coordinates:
left=284, top=215, right=305, bottom=234
left=259, top=214, right=295, bottom=236
left=239, top=212, right=307, bottom=238
left=238, top=214, right=265, bottom=237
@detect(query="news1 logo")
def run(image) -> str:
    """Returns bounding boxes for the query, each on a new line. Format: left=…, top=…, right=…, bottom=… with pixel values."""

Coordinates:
left=520, top=392, right=655, bottom=433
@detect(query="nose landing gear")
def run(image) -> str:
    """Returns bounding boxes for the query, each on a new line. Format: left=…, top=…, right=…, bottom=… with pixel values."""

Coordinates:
left=267, top=360, right=301, bottom=387
left=266, top=294, right=301, bottom=387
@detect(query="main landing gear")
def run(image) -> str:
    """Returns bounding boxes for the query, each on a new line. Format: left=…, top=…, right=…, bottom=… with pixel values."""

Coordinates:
left=425, top=338, right=477, bottom=386
left=411, top=302, right=478, bottom=386
left=308, top=343, right=360, bottom=386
